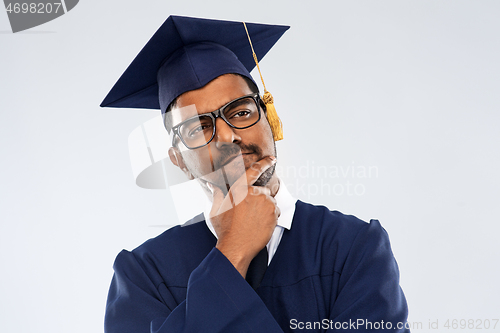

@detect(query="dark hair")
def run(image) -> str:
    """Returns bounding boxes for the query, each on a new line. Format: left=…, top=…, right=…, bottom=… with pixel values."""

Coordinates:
left=163, top=74, right=260, bottom=132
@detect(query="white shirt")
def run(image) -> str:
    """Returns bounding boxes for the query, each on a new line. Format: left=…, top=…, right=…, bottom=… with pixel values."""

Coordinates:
left=203, top=179, right=297, bottom=265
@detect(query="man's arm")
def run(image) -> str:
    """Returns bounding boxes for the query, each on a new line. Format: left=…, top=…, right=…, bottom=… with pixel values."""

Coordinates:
left=105, top=247, right=284, bottom=333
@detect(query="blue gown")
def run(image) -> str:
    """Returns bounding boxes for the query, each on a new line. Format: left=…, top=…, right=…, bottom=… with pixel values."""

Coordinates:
left=105, top=200, right=409, bottom=332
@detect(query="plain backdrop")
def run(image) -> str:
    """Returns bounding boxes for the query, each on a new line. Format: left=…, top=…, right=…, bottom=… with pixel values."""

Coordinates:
left=1, top=1, right=499, bottom=332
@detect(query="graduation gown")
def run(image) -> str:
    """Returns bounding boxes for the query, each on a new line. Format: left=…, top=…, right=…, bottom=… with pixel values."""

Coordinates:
left=105, top=200, right=409, bottom=332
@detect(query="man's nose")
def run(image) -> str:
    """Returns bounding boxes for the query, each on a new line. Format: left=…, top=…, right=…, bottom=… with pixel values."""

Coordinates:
left=213, top=117, right=241, bottom=147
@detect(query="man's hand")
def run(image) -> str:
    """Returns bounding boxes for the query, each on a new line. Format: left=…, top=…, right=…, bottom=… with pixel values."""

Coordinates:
left=208, top=156, right=280, bottom=278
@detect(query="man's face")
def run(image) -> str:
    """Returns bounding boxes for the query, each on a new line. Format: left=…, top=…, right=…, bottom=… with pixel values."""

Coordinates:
left=168, top=74, right=277, bottom=190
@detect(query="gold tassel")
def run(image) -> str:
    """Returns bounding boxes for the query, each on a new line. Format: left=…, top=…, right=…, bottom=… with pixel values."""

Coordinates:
left=262, top=90, right=283, bottom=141
left=243, top=22, right=283, bottom=141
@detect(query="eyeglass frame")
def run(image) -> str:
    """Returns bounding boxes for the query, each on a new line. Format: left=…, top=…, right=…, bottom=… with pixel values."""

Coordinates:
left=169, top=93, right=264, bottom=149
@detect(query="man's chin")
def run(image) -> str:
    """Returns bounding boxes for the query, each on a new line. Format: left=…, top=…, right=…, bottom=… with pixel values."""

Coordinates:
left=200, top=157, right=246, bottom=190
left=227, top=153, right=275, bottom=187
left=253, top=163, right=275, bottom=186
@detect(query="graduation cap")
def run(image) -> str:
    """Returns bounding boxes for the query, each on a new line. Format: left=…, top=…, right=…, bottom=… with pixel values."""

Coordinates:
left=101, top=15, right=289, bottom=141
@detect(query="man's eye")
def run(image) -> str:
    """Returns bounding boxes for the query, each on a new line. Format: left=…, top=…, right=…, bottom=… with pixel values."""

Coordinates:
left=188, top=123, right=212, bottom=137
left=230, top=109, right=251, bottom=118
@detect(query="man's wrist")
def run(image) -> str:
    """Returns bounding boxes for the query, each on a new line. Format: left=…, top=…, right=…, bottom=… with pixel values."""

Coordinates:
left=216, top=242, right=252, bottom=278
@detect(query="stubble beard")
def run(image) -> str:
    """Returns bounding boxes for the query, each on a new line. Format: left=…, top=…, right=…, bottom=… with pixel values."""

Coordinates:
left=188, top=141, right=277, bottom=189
left=253, top=163, right=275, bottom=186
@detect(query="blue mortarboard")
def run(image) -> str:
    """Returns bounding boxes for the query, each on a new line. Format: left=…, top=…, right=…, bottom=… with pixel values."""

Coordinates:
left=100, top=15, right=289, bottom=118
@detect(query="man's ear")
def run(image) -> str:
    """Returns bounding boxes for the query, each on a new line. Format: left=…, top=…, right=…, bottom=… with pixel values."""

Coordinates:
left=260, top=99, right=267, bottom=115
left=168, top=147, right=194, bottom=180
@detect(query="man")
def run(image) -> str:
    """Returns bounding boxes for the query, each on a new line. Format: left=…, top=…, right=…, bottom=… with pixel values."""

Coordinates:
left=102, top=16, right=409, bottom=332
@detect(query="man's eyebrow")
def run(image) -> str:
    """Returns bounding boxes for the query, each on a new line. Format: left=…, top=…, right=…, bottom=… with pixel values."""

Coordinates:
left=172, top=97, right=254, bottom=126
left=174, top=113, right=209, bottom=127
left=224, top=98, right=253, bottom=111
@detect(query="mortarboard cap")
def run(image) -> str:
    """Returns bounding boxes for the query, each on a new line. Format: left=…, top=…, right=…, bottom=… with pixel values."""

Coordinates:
left=100, top=15, right=289, bottom=116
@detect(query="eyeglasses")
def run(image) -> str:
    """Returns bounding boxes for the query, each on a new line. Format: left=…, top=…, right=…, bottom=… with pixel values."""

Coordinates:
left=170, top=93, right=262, bottom=149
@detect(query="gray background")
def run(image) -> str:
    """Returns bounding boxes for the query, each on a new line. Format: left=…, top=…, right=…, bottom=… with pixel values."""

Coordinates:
left=1, top=1, right=499, bottom=332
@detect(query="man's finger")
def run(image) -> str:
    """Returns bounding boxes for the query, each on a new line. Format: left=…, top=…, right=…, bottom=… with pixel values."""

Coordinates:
left=226, top=156, right=276, bottom=206
left=250, top=186, right=271, bottom=196
left=233, top=155, right=277, bottom=188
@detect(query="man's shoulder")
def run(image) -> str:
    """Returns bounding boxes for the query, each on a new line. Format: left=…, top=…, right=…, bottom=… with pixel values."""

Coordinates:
left=294, top=199, right=372, bottom=235
left=293, top=200, right=389, bottom=253
left=110, top=214, right=215, bottom=289
left=131, top=213, right=215, bottom=263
